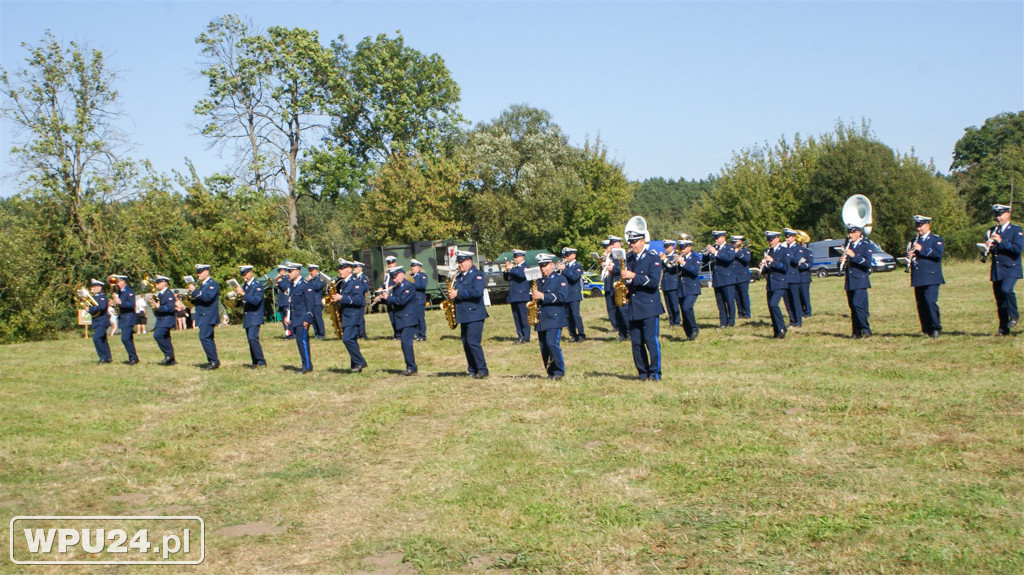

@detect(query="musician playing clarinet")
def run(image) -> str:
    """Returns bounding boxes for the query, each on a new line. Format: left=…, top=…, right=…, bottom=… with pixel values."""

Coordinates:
left=987, top=204, right=1023, bottom=336
left=908, top=215, right=944, bottom=338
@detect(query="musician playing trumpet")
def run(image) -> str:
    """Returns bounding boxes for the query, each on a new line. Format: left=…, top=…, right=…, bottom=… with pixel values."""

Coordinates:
left=987, top=204, right=1023, bottom=335
left=907, top=215, right=944, bottom=338
left=331, top=261, right=367, bottom=373
left=189, top=264, right=221, bottom=369
left=706, top=231, right=737, bottom=329
left=531, top=253, right=567, bottom=380
left=152, top=275, right=178, bottom=365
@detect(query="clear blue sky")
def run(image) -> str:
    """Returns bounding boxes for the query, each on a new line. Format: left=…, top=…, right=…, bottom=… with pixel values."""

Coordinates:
left=1, top=0, right=1022, bottom=197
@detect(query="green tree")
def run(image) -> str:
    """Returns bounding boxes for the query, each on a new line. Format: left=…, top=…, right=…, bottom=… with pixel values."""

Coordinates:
left=631, top=176, right=714, bottom=240
left=951, top=111, right=1024, bottom=223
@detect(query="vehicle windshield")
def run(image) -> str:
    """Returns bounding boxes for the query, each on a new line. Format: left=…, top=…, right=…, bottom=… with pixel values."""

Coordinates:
left=870, top=240, right=886, bottom=253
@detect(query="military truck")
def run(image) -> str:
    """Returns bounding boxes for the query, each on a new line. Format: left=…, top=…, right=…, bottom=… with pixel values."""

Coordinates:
left=353, top=240, right=481, bottom=312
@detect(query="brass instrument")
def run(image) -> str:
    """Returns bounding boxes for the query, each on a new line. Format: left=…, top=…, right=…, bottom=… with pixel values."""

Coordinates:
left=178, top=275, right=196, bottom=309
left=795, top=230, right=811, bottom=244
left=527, top=280, right=539, bottom=326
left=441, top=275, right=457, bottom=330
left=106, top=275, right=121, bottom=316
left=839, top=194, right=873, bottom=274
left=140, top=275, right=159, bottom=307
left=75, top=286, right=98, bottom=310
left=224, top=278, right=243, bottom=310
left=325, top=277, right=343, bottom=338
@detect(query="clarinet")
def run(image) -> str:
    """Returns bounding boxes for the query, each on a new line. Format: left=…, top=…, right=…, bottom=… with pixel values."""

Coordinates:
left=905, top=233, right=920, bottom=273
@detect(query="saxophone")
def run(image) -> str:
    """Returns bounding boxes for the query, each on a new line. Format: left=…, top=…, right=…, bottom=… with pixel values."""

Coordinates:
left=325, top=278, right=344, bottom=338
left=441, top=275, right=457, bottom=330
left=613, top=277, right=629, bottom=307
left=527, top=280, right=540, bottom=326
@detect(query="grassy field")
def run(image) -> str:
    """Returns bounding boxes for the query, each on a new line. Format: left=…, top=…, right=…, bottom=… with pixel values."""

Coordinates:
left=1, top=261, right=1021, bottom=573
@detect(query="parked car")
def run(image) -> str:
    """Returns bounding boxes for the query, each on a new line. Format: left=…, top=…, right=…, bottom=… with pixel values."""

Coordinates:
left=807, top=239, right=897, bottom=277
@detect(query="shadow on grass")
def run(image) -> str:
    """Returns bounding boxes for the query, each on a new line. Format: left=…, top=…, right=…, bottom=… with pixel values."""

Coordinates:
left=583, top=371, right=650, bottom=381
left=280, top=365, right=307, bottom=372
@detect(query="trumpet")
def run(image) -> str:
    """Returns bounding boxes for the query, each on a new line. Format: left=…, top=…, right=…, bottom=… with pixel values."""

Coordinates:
left=75, top=286, right=98, bottom=310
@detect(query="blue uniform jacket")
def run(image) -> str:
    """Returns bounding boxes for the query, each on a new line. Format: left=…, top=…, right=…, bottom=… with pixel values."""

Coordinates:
left=660, top=251, right=680, bottom=292
left=453, top=266, right=489, bottom=323
left=388, top=279, right=420, bottom=330
left=625, top=249, right=665, bottom=321
left=679, top=253, right=702, bottom=297
left=795, top=246, right=813, bottom=283
left=733, top=248, right=751, bottom=283
left=154, top=289, right=178, bottom=328
left=504, top=262, right=531, bottom=303
left=910, top=233, right=944, bottom=287
left=765, top=246, right=789, bottom=291
left=536, top=273, right=568, bottom=331
left=307, top=275, right=325, bottom=308
left=604, top=258, right=623, bottom=293
left=286, top=278, right=317, bottom=326
left=989, top=223, right=1024, bottom=281
left=784, top=243, right=801, bottom=284
left=117, top=286, right=137, bottom=329
left=560, top=261, right=584, bottom=302
left=191, top=278, right=221, bottom=327
left=844, top=239, right=873, bottom=290
left=412, top=271, right=428, bottom=305
left=275, top=277, right=290, bottom=309
left=711, top=244, right=736, bottom=287
left=241, top=279, right=265, bottom=328
left=88, top=292, right=110, bottom=330
left=337, top=277, right=366, bottom=329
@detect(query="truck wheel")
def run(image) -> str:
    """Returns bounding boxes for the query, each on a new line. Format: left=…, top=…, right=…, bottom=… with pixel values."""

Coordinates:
left=590, top=288, right=602, bottom=298
left=817, top=269, right=828, bottom=278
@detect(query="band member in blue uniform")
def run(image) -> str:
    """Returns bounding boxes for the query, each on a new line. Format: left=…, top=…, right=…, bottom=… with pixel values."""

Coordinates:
left=761, top=232, right=789, bottom=339
left=731, top=235, right=752, bottom=319
left=986, top=204, right=1023, bottom=335
left=306, top=264, right=326, bottom=340
left=382, top=267, right=419, bottom=375
left=676, top=240, right=702, bottom=341
left=151, top=276, right=178, bottom=365
left=556, top=247, right=586, bottom=343
left=188, top=264, right=221, bottom=369
left=600, top=239, right=617, bottom=333
left=906, top=215, right=944, bottom=338
left=604, top=236, right=630, bottom=342
left=381, top=255, right=399, bottom=339
left=87, top=279, right=112, bottom=364
left=795, top=237, right=814, bottom=317
left=352, top=261, right=370, bottom=338
left=331, top=260, right=367, bottom=372
left=660, top=240, right=681, bottom=327
left=842, top=225, right=874, bottom=338
left=235, top=265, right=266, bottom=366
left=532, top=253, right=568, bottom=379
left=448, top=250, right=490, bottom=378
left=782, top=229, right=803, bottom=329
left=111, top=275, right=139, bottom=365
left=621, top=230, right=664, bottom=381
left=410, top=259, right=428, bottom=341
left=274, top=266, right=292, bottom=339
left=285, top=262, right=316, bottom=373
left=503, top=249, right=531, bottom=344
left=705, top=230, right=736, bottom=328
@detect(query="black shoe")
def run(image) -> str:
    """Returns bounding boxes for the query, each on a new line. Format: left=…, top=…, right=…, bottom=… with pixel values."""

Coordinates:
left=1009, top=318, right=1018, bottom=329
left=775, top=330, right=786, bottom=339
left=352, top=366, right=363, bottom=373
left=472, top=372, right=489, bottom=379
left=315, top=336, right=325, bottom=340
left=649, top=374, right=661, bottom=381
left=414, top=337, right=426, bottom=341
left=512, top=338, right=523, bottom=346
left=301, top=368, right=312, bottom=374
left=255, top=363, right=267, bottom=369
left=402, top=369, right=417, bottom=376
left=637, top=375, right=648, bottom=381
left=617, top=335, right=628, bottom=343
left=568, top=336, right=578, bottom=343
left=996, top=329, right=1009, bottom=336
left=686, top=333, right=698, bottom=341
left=97, top=359, right=112, bottom=365
left=929, top=330, right=940, bottom=339
left=576, top=335, right=586, bottom=343
left=284, top=336, right=294, bottom=340
left=126, top=359, right=138, bottom=366
left=860, top=330, right=871, bottom=339
left=159, top=357, right=174, bottom=366
left=203, top=361, right=220, bottom=370
left=551, top=375, right=563, bottom=381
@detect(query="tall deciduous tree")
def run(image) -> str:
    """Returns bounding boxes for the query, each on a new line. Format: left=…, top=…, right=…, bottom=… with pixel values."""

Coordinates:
left=194, top=15, right=338, bottom=246
left=951, top=111, right=1024, bottom=223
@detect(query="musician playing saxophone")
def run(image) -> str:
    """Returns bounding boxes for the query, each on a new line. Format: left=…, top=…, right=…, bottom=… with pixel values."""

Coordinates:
left=447, top=250, right=490, bottom=379
left=620, top=230, right=664, bottom=381
left=237, top=266, right=266, bottom=367
left=604, top=236, right=630, bottom=342
left=330, top=260, right=368, bottom=373
left=531, top=253, right=568, bottom=380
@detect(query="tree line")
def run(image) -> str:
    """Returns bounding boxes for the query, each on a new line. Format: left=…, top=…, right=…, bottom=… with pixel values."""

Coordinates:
left=0, top=19, right=1020, bottom=343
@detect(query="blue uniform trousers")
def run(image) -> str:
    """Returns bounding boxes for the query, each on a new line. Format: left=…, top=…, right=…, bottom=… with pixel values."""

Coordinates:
left=92, top=329, right=112, bottom=362
left=153, top=325, right=174, bottom=359
left=398, top=325, right=417, bottom=371
left=767, top=289, right=786, bottom=336
left=510, top=302, right=530, bottom=341
left=681, top=294, right=699, bottom=338
left=292, top=323, right=312, bottom=370
left=198, top=323, right=218, bottom=362
left=629, top=316, right=661, bottom=380
left=714, top=285, right=735, bottom=327
left=460, top=321, right=488, bottom=375
left=604, top=293, right=617, bottom=331
left=993, top=278, right=1019, bottom=332
left=663, top=289, right=681, bottom=326
left=387, top=307, right=398, bottom=338
left=846, top=289, right=871, bottom=336
left=784, top=285, right=803, bottom=327
left=416, top=305, right=427, bottom=339
left=539, top=328, right=564, bottom=377
left=914, top=285, right=941, bottom=334
left=278, top=308, right=290, bottom=337
left=246, top=325, right=265, bottom=365
left=566, top=300, right=585, bottom=339
left=613, top=303, right=629, bottom=338
left=120, top=328, right=138, bottom=362
left=799, top=282, right=812, bottom=316
left=734, top=281, right=751, bottom=318
left=342, top=327, right=366, bottom=369
left=311, top=306, right=325, bottom=338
